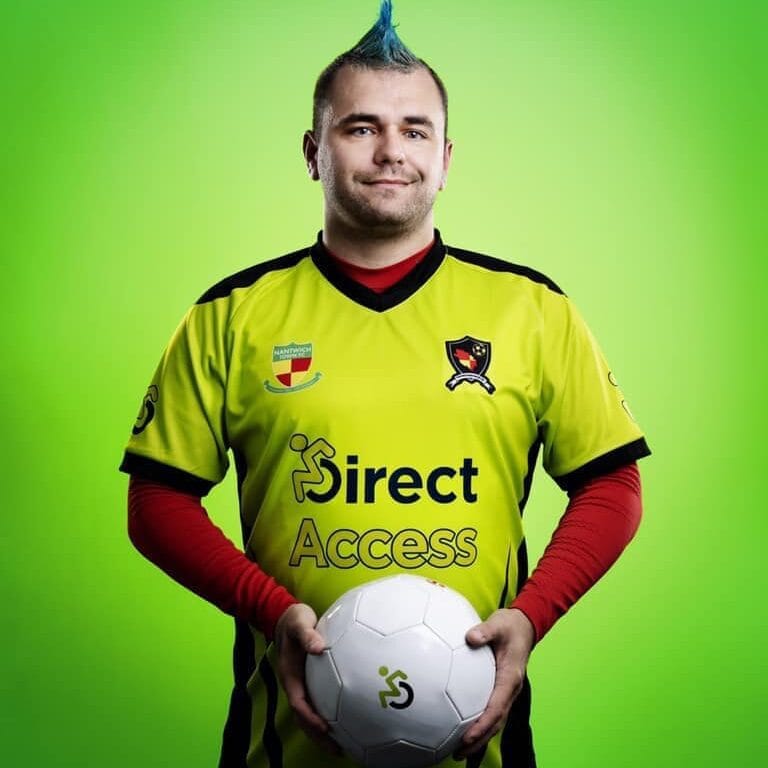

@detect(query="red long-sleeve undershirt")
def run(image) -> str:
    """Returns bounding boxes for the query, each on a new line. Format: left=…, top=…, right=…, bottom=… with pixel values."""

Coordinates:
left=511, top=462, right=642, bottom=640
left=127, top=463, right=641, bottom=642
left=127, top=476, right=297, bottom=639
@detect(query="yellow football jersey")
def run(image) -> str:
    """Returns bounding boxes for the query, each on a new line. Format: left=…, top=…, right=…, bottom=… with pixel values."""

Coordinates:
left=121, top=231, right=649, bottom=768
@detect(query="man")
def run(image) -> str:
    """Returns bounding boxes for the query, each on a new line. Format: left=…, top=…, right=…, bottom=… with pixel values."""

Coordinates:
left=121, top=2, right=650, bottom=767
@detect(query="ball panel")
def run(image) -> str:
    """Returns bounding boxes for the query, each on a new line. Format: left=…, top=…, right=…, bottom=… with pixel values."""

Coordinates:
left=305, top=650, right=343, bottom=722
left=318, top=586, right=364, bottom=648
left=434, top=719, right=467, bottom=762
left=366, top=740, right=437, bottom=768
left=446, top=644, right=495, bottom=720
left=355, top=575, right=429, bottom=635
left=329, top=722, right=365, bottom=765
left=423, top=582, right=482, bottom=650
left=334, top=623, right=460, bottom=750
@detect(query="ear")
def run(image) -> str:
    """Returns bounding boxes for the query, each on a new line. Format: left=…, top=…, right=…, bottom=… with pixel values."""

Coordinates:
left=439, top=138, right=454, bottom=191
left=302, top=130, right=320, bottom=181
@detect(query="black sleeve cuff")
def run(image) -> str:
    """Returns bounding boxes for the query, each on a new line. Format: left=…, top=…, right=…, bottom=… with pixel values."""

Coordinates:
left=119, top=452, right=216, bottom=497
left=553, top=437, right=651, bottom=492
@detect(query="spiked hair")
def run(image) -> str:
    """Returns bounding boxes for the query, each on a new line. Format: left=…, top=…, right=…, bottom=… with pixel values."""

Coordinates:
left=312, top=0, right=448, bottom=137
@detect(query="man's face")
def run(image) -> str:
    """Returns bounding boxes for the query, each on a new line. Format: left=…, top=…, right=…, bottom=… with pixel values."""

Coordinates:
left=305, top=65, right=453, bottom=237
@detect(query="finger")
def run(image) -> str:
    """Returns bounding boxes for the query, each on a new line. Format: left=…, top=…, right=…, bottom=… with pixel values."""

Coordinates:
left=460, top=694, right=506, bottom=748
left=296, top=719, right=342, bottom=756
left=300, top=626, right=326, bottom=654
left=287, top=686, right=329, bottom=733
left=287, top=687, right=341, bottom=756
left=465, top=621, right=493, bottom=647
left=282, top=665, right=330, bottom=736
left=283, top=614, right=325, bottom=655
left=455, top=666, right=525, bottom=756
left=454, top=718, right=504, bottom=759
left=465, top=609, right=510, bottom=648
left=279, top=650, right=315, bottom=711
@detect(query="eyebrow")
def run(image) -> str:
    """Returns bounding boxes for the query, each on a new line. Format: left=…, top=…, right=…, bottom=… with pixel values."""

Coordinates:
left=337, top=113, right=436, bottom=131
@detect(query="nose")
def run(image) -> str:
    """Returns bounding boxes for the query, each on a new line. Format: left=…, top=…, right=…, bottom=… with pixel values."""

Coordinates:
left=373, top=128, right=405, bottom=166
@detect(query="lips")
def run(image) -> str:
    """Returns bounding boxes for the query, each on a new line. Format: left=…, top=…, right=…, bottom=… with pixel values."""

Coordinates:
left=361, top=178, right=413, bottom=186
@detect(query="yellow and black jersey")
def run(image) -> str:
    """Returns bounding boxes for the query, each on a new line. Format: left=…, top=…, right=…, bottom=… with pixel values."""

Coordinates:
left=121, top=231, right=649, bottom=768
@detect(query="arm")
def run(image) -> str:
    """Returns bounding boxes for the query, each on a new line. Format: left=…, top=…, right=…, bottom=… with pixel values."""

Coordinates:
left=512, top=460, right=643, bottom=642
left=457, top=461, right=643, bottom=757
left=127, top=475, right=298, bottom=639
left=127, top=476, right=333, bottom=746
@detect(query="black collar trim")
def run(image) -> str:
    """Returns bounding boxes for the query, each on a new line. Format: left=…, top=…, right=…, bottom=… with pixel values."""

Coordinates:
left=310, top=230, right=446, bottom=312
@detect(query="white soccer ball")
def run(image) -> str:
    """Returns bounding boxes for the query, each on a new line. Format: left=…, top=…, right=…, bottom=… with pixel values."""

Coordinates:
left=305, top=574, right=495, bottom=768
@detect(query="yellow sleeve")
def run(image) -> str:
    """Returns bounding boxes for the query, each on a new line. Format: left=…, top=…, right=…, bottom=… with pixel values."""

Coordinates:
left=120, top=300, right=230, bottom=494
left=537, top=294, right=649, bottom=490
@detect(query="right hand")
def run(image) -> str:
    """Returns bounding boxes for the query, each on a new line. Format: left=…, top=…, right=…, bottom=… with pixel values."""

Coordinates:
left=455, top=608, right=535, bottom=758
left=274, top=603, right=341, bottom=755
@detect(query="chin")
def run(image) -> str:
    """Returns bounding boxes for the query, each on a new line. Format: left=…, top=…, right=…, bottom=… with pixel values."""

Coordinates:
left=333, top=191, right=436, bottom=234
left=343, top=202, right=412, bottom=227
left=348, top=214, right=422, bottom=238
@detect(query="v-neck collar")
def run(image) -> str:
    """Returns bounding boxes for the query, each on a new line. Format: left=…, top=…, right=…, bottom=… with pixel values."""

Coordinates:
left=310, top=230, right=446, bottom=312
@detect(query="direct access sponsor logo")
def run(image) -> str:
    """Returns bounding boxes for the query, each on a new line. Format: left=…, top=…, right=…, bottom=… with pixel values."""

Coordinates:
left=286, top=435, right=480, bottom=570
left=288, top=518, right=478, bottom=569
left=288, top=434, right=478, bottom=505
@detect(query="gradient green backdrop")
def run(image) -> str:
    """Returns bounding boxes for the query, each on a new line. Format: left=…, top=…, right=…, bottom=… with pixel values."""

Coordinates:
left=3, top=1, right=765, bottom=765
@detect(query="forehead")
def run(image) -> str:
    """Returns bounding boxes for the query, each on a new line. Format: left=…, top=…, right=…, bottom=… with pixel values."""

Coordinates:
left=324, top=65, right=445, bottom=129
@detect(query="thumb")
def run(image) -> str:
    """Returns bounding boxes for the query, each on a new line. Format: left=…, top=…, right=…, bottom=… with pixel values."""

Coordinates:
left=302, top=627, right=326, bottom=655
left=465, top=620, right=493, bottom=648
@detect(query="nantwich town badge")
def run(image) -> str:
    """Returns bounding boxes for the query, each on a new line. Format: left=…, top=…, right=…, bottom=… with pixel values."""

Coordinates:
left=265, top=342, right=321, bottom=393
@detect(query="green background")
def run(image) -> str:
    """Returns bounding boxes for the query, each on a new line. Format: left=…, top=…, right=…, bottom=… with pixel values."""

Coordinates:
left=3, top=0, right=764, bottom=765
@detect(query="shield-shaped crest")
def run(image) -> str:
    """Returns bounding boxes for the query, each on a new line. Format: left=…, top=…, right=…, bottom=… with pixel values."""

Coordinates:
left=445, top=336, right=495, bottom=394
left=272, top=342, right=313, bottom=388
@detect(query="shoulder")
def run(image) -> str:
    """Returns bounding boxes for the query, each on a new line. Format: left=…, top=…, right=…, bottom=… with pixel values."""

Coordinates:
left=443, top=244, right=565, bottom=296
left=195, top=246, right=313, bottom=305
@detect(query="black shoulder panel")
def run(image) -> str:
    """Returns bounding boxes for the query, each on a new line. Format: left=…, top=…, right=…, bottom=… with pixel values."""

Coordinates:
left=446, top=246, right=565, bottom=296
left=196, top=247, right=311, bottom=305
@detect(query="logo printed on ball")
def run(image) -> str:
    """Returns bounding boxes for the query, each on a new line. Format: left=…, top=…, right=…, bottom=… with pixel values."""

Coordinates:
left=378, top=666, right=414, bottom=710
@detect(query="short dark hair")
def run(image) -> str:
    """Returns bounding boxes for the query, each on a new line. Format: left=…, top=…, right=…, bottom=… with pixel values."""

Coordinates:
left=311, top=0, right=449, bottom=137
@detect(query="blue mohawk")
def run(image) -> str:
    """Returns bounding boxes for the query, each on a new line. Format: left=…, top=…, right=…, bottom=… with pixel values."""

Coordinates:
left=312, top=0, right=448, bottom=136
left=350, top=0, right=419, bottom=66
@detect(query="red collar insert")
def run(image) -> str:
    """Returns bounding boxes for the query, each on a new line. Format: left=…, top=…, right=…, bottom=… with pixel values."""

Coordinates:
left=328, top=240, right=435, bottom=294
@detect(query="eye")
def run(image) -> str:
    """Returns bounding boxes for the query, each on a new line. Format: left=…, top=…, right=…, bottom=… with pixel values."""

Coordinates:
left=404, top=130, right=427, bottom=140
left=350, top=126, right=375, bottom=136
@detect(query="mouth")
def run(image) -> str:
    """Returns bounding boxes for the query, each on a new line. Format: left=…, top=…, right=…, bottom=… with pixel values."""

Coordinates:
left=361, top=178, right=414, bottom=187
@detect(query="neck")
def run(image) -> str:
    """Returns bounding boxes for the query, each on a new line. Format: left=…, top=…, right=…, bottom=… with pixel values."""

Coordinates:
left=321, top=216, right=435, bottom=268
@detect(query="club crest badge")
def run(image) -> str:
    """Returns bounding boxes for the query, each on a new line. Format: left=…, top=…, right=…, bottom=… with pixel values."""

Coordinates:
left=265, top=342, right=322, bottom=394
left=445, top=336, right=495, bottom=394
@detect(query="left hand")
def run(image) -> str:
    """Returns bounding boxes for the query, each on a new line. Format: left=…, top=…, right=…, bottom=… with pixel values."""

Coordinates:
left=273, top=603, right=341, bottom=756
left=455, top=607, right=536, bottom=758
